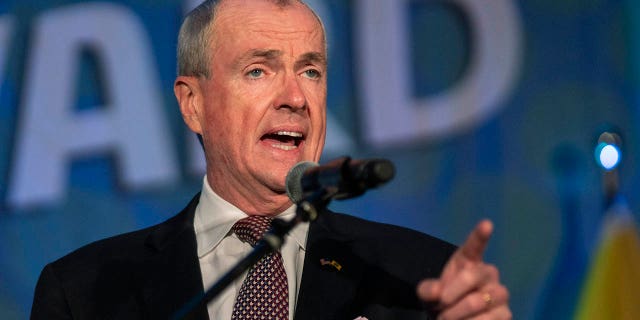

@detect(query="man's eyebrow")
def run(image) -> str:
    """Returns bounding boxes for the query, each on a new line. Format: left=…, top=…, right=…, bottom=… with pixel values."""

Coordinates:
left=234, top=49, right=283, bottom=67
left=296, top=52, right=327, bottom=69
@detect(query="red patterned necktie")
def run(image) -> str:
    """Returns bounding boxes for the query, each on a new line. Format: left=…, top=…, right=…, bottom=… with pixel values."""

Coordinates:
left=231, top=215, right=289, bottom=320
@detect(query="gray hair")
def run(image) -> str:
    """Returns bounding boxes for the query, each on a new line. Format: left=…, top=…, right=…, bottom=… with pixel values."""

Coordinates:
left=176, top=0, right=218, bottom=78
left=176, top=0, right=325, bottom=78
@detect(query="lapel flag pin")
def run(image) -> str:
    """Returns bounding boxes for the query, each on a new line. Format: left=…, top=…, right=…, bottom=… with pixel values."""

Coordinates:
left=320, top=258, right=342, bottom=271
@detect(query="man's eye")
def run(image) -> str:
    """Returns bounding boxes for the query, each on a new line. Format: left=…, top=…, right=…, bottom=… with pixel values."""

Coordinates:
left=247, top=68, right=264, bottom=78
left=304, top=69, right=321, bottom=79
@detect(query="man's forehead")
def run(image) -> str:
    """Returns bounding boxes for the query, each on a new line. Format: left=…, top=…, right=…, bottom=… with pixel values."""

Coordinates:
left=215, top=0, right=312, bottom=21
left=210, top=1, right=326, bottom=57
left=212, top=0, right=324, bottom=38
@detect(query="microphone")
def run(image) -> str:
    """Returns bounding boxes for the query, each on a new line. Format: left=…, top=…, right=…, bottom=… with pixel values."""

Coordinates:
left=285, top=156, right=395, bottom=203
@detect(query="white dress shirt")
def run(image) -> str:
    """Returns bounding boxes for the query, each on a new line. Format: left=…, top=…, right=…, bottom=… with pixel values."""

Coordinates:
left=194, top=176, right=309, bottom=320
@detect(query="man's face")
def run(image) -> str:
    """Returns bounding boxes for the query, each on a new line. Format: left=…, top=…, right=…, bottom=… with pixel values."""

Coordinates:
left=189, top=0, right=327, bottom=214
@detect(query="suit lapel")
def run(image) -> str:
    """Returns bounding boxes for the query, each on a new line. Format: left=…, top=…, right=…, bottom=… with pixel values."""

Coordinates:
left=139, top=194, right=209, bottom=320
left=294, top=212, right=365, bottom=320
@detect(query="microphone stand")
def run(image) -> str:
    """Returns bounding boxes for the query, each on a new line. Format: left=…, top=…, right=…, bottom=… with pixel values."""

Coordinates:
left=174, top=187, right=335, bottom=320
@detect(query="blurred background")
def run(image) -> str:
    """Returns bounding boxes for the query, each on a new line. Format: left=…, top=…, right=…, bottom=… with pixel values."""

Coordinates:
left=1, top=0, right=640, bottom=318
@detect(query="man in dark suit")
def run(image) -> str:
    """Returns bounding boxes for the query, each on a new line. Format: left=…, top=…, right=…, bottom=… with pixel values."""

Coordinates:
left=32, top=0, right=511, bottom=319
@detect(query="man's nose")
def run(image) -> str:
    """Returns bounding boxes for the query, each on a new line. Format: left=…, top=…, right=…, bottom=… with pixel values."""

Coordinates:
left=275, top=73, right=306, bottom=111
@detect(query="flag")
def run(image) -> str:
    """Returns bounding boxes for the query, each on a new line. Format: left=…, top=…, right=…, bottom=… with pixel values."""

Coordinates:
left=574, top=200, right=640, bottom=320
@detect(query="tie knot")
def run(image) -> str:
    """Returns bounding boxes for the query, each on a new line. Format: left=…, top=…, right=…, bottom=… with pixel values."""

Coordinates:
left=232, top=215, right=273, bottom=246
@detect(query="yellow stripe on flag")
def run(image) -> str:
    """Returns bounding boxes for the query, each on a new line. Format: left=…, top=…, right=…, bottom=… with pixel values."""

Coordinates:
left=574, top=209, right=640, bottom=320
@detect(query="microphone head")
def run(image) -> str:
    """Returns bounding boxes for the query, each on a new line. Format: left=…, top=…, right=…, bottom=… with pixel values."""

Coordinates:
left=286, top=161, right=318, bottom=203
left=364, top=159, right=395, bottom=186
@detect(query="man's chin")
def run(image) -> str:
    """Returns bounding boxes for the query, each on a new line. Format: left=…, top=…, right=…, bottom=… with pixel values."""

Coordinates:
left=260, top=176, right=288, bottom=196
left=269, top=184, right=289, bottom=198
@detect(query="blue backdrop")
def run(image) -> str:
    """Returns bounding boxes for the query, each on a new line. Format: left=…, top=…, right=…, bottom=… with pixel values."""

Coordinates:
left=1, top=1, right=639, bottom=318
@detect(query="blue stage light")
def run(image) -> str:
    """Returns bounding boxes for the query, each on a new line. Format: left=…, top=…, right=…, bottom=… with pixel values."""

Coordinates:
left=595, top=142, right=620, bottom=170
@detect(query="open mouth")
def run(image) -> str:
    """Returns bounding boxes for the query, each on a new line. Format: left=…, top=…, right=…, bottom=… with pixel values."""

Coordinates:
left=261, top=131, right=305, bottom=151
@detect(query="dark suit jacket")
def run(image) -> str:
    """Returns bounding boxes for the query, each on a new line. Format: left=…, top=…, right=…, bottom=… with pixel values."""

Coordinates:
left=31, top=194, right=455, bottom=319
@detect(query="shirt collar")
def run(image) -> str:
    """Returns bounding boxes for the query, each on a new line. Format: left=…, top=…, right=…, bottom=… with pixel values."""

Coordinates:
left=194, top=176, right=309, bottom=257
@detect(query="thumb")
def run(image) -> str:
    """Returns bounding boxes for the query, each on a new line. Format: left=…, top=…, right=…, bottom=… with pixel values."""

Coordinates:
left=416, top=279, right=442, bottom=302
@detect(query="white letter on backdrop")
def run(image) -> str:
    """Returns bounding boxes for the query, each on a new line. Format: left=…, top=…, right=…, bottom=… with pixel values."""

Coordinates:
left=356, top=0, right=522, bottom=145
left=9, top=3, right=178, bottom=208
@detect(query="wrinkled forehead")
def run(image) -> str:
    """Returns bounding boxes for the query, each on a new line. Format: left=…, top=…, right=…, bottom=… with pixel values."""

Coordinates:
left=210, top=0, right=326, bottom=52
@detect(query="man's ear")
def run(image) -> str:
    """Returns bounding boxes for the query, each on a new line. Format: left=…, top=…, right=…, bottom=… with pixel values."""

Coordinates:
left=174, top=76, right=203, bottom=134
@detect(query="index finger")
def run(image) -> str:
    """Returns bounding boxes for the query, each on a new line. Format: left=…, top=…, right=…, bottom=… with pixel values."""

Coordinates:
left=459, top=219, right=493, bottom=262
